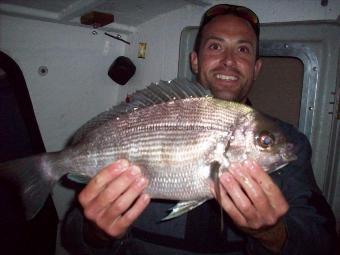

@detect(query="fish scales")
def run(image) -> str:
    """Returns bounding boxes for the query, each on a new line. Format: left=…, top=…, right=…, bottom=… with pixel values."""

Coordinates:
left=63, top=98, right=252, bottom=200
left=91, top=100, right=234, bottom=159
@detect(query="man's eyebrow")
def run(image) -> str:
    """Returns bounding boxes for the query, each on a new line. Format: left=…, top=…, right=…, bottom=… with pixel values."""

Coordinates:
left=238, top=39, right=255, bottom=47
left=202, top=35, right=224, bottom=42
left=202, top=36, right=255, bottom=47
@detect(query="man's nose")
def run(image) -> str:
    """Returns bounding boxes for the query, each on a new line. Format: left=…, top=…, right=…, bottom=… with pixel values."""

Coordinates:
left=221, top=50, right=236, bottom=67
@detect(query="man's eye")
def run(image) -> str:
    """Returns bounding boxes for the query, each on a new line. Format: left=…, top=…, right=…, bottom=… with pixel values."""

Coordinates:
left=208, top=43, right=221, bottom=50
left=239, top=46, right=250, bottom=53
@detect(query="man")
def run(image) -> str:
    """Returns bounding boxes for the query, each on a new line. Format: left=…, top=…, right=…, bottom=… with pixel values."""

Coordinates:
left=62, top=4, right=337, bottom=254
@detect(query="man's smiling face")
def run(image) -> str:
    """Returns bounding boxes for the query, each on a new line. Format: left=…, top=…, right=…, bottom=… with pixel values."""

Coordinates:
left=191, top=15, right=262, bottom=103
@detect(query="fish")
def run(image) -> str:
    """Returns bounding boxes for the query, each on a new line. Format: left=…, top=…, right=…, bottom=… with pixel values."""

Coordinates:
left=0, top=79, right=297, bottom=221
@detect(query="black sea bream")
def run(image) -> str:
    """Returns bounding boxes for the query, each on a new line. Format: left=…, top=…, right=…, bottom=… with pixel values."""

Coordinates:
left=0, top=79, right=297, bottom=220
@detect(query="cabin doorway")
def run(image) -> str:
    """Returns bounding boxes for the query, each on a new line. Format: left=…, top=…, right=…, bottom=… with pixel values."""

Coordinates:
left=0, top=51, right=58, bottom=255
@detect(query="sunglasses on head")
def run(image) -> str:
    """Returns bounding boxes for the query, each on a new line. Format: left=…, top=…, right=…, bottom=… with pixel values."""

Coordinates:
left=202, top=4, right=259, bottom=37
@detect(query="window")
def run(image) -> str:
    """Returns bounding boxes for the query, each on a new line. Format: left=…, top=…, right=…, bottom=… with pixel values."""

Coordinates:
left=249, top=57, right=304, bottom=128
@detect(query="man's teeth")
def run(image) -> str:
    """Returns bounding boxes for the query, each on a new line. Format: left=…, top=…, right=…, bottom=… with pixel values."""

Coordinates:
left=216, top=74, right=237, bottom=81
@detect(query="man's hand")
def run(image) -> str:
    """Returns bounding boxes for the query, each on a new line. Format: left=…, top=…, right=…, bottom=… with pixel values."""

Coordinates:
left=79, top=159, right=150, bottom=239
left=214, top=160, right=289, bottom=253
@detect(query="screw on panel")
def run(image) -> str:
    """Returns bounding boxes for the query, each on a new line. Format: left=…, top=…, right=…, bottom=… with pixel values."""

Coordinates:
left=38, top=66, right=48, bottom=76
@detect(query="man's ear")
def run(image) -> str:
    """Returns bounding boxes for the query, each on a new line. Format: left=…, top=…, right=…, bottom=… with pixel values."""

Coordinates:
left=190, top=51, right=198, bottom=74
left=254, top=58, right=262, bottom=80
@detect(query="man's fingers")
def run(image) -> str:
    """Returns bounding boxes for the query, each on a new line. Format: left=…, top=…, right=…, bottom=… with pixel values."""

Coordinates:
left=228, top=163, right=272, bottom=217
left=106, top=194, right=151, bottom=237
left=218, top=172, right=249, bottom=227
left=83, top=165, right=142, bottom=218
left=222, top=166, right=259, bottom=216
left=218, top=162, right=289, bottom=229
left=79, top=159, right=130, bottom=206
left=76, top=159, right=151, bottom=238
left=244, top=160, right=288, bottom=213
left=100, top=177, right=149, bottom=226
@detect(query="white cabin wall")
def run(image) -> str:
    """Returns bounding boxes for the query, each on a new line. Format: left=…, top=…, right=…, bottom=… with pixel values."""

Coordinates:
left=118, top=5, right=203, bottom=98
left=122, top=0, right=340, bottom=100
left=0, top=14, right=127, bottom=152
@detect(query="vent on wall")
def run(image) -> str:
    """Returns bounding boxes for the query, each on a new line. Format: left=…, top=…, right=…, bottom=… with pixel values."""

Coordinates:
left=80, top=11, right=114, bottom=28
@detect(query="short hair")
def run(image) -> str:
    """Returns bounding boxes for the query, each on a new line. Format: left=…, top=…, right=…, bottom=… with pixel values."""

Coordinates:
left=193, top=4, right=260, bottom=59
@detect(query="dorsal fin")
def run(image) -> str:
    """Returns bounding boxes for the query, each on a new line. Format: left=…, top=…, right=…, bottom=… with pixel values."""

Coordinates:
left=69, top=79, right=211, bottom=145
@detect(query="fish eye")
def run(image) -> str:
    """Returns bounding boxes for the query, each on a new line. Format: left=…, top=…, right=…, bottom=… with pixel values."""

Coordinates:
left=256, top=131, right=275, bottom=149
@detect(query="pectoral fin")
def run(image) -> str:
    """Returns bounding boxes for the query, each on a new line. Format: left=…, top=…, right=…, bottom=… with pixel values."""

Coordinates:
left=162, top=199, right=207, bottom=221
left=210, top=161, right=224, bottom=232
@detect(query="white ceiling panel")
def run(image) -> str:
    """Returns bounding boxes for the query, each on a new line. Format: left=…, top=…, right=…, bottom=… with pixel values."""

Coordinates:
left=0, top=0, right=211, bottom=33
left=0, top=0, right=76, bottom=13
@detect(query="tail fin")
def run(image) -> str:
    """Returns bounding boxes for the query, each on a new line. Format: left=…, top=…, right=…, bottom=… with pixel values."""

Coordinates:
left=0, top=153, right=59, bottom=220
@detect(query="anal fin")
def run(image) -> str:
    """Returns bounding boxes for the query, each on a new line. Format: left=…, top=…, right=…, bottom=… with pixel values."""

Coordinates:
left=67, top=173, right=91, bottom=184
left=161, top=199, right=207, bottom=221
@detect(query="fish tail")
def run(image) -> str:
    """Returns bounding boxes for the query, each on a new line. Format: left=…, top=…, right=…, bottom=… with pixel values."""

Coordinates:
left=0, top=153, right=61, bottom=220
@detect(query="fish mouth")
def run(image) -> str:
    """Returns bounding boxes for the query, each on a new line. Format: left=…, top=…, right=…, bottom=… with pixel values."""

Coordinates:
left=272, top=162, right=289, bottom=171
left=268, top=143, right=298, bottom=173
left=282, top=153, right=297, bottom=162
left=281, top=142, right=298, bottom=162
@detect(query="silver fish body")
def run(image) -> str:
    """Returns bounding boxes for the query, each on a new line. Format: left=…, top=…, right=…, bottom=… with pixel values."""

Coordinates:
left=63, top=97, right=252, bottom=201
left=0, top=80, right=297, bottom=220
left=61, top=97, right=295, bottom=203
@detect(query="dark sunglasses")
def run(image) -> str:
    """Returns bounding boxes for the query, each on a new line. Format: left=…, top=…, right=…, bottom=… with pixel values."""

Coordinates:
left=201, top=4, right=260, bottom=37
